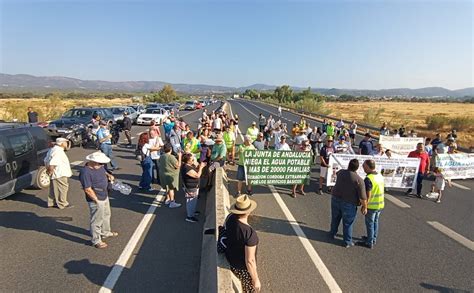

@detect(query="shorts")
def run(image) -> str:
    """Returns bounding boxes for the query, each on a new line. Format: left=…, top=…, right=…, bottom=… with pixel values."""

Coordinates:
left=435, top=179, right=446, bottom=191
left=349, top=133, right=355, bottom=140
left=320, top=166, right=328, bottom=178
left=237, top=165, right=246, bottom=181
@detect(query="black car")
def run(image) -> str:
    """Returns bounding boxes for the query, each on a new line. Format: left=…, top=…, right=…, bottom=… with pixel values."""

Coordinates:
left=46, top=107, right=115, bottom=137
left=0, top=123, right=52, bottom=199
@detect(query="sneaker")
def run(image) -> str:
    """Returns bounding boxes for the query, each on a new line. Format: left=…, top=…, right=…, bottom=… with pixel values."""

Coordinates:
left=345, top=242, right=355, bottom=248
left=147, top=188, right=155, bottom=192
left=318, top=189, right=323, bottom=195
left=361, top=236, right=376, bottom=245
left=185, top=216, right=198, bottom=223
left=436, top=199, right=441, bottom=203
left=164, top=200, right=171, bottom=205
left=169, top=201, right=182, bottom=208
left=355, top=241, right=373, bottom=249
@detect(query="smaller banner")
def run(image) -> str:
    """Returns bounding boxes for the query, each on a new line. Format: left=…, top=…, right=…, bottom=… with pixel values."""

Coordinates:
left=379, top=135, right=424, bottom=156
left=327, top=154, right=420, bottom=189
left=435, top=153, right=474, bottom=180
left=244, top=150, right=312, bottom=185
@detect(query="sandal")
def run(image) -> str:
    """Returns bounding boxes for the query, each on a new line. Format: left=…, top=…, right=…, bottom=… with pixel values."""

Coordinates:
left=94, top=242, right=108, bottom=249
left=291, top=192, right=297, bottom=198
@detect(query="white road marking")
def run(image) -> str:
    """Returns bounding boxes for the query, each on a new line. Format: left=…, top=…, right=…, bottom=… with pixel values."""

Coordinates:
left=450, top=182, right=471, bottom=190
left=70, top=161, right=83, bottom=166
left=385, top=193, right=411, bottom=208
left=427, top=221, right=474, bottom=251
left=99, top=189, right=166, bottom=293
left=236, top=101, right=259, bottom=118
left=269, top=185, right=342, bottom=293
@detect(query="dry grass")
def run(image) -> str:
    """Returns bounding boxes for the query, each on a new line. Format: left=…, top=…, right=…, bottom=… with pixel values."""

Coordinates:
left=325, top=101, right=474, bottom=148
left=0, top=98, right=132, bottom=122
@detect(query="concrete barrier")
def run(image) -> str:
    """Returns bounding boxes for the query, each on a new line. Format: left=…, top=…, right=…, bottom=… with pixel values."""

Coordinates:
left=199, top=167, right=242, bottom=293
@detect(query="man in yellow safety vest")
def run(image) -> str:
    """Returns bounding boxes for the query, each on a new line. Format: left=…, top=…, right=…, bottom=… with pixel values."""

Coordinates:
left=357, top=159, right=384, bottom=249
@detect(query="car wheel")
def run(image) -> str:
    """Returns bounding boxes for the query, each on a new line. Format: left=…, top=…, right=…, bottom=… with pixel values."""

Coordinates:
left=34, top=166, right=50, bottom=189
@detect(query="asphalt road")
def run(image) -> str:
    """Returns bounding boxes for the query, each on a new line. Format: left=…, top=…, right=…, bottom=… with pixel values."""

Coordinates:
left=226, top=99, right=474, bottom=293
left=1, top=99, right=472, bottom=293
left=0, top=103, right=221, bottom=292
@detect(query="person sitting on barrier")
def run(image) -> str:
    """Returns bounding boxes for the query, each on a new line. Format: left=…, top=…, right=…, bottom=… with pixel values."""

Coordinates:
left=225, top=195, right=261, bottom=293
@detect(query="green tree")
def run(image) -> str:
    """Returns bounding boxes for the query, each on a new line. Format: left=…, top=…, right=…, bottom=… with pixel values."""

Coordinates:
left=273, top=85, right=293, bottom=103
left=152, top=85, right=177, bottom=103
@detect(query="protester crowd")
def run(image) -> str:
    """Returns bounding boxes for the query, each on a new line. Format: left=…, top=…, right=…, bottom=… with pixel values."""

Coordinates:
left=39, top=103, right=464, bottom=293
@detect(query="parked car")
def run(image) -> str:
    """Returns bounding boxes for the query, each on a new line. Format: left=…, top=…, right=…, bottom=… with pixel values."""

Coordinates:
left=0, top=123, right=52, bottom=199
left=46, top=107, right=115, bottom=138
left=109, top=106, right=138, bottom=124
left=137, top=108, right=169, bottom=125
left=195, top=101, right=203, bottom=109
left=129, top=104, right=146, bottom=114
left=184, top=101, right=197, bottom=111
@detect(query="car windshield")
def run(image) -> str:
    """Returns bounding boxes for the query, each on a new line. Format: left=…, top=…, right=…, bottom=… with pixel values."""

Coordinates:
left=110, top=108, right=126, bottom=114
left=145, top=109, right=161, bottom=114
left=185, top=102, right=194, bottom=105
left=62, top=109, right=92, bottom=118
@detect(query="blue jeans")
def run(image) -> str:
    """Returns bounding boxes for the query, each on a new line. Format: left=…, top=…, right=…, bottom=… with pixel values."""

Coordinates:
left=365, top=209, right=382, bottom=246
left=139, top=156, right=154, bottom=189
left=100, top=143, right=117, bottom=169
left=330, top=196, right=357, bottom=245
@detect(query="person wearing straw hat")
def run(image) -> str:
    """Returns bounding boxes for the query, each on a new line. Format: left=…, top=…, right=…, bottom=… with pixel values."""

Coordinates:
left=44, top=137, right=72, bottom=209
left=225, top=195, right=261, bottom=292
left=79, top=151, right=118, bottom=249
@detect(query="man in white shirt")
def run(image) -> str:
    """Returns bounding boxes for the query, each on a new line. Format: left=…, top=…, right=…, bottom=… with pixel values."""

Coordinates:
left=334, top=136, right=354, bottom=154
left=267, top=115, right=275, bottom=130
left=212, top=115, right=223, bottom=133
left=294, top=129, right=309, bottom=149
left=44, top=138, right=72, bottom=209
left=272, top=124, right=287, bottom=147
left=275, top=136, right=291, bottom=151
left=278, top=105, right=282, bottom=117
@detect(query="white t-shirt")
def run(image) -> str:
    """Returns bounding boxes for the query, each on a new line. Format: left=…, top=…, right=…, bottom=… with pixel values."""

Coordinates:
left=144, top=137, right=164, bottom=160
left=213, top=117, right=222, bottom=130
left=46, top=145, right=72, bottom=179
left=275, top=142, right=291, bottom=151
left=436, top=143, right=448, bottom=154
left=273, top=129, right=285, bottom=144
left=336, top=121, right=344, bottom=129
left=295, top=134, right=308, bottom=145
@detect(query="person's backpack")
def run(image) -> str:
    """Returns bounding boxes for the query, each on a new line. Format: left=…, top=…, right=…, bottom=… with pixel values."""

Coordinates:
left=217, top=214, right=231, bottom=253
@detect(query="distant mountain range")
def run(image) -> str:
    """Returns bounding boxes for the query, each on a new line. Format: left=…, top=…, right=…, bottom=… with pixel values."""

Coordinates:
left=1, top=73, right=472, bottom=98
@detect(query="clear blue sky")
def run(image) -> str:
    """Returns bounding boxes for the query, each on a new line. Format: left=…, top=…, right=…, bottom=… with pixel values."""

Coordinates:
left=1, top=0, right=472, bottom=89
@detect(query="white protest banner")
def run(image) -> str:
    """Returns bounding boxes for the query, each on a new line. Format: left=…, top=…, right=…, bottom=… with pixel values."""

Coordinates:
left=326, top=154, right=420, bottom=189
left=435, top=153, right=474, bottom=180
left=379, top=135, right=424, bottom=156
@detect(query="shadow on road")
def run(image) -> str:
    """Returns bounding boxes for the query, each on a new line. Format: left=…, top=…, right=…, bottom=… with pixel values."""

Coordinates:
left=0, top=211, right=90, bottom=245
left=3, top=191, right=48, bottom=207
left=250, top=214, right=354, bottom=246
left=419, top=282, right=471, bottom=293
left=64, top=259, right=112, bottom=286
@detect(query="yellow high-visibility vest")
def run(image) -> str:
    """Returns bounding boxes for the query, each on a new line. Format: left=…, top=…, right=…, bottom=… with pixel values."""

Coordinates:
left=367, top=173, right=385, bottom=210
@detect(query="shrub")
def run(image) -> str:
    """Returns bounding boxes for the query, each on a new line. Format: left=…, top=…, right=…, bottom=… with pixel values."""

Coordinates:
left=425, top=115, right=449, bottom=130
left=362, top=106, right=385, bottom=126
left=295, top=97, right=331, bottom=115
left=449, top=116, right=474, bottom=131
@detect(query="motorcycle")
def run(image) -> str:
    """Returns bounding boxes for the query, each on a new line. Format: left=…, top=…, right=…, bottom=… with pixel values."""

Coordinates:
left=65, top=123, right=89, bottom=148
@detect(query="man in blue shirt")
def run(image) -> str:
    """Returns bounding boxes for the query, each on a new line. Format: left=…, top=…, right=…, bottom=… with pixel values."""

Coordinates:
left=96, top=120, right=118, bottom=170
left=359, top=133, right=374, bottom=155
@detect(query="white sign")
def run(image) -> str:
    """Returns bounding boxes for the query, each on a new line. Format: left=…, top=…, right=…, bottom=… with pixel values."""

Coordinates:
left=379, top=135, right=423, bottom=156
left=435, top=153, right=474, bottom=180
left=326, top=154, right=420, bottom=189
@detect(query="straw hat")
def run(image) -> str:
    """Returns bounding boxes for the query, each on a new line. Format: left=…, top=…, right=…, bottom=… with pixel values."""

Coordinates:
left=85, top=151, right=111, bottom=164
left=229, top=195, right=257, bottom=214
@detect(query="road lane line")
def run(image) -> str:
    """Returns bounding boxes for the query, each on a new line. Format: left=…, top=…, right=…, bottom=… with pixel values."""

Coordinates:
left=385, top=193, right=411, bottom=208
left=70, top=161, right=83, bottom=166
left=427, top=221, right=474, bottom=251
left=98, top=189, right=166, bottom=293
left=268, top=185, right=342, bottom=293
left=450, top=182, right=471, bottom=190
